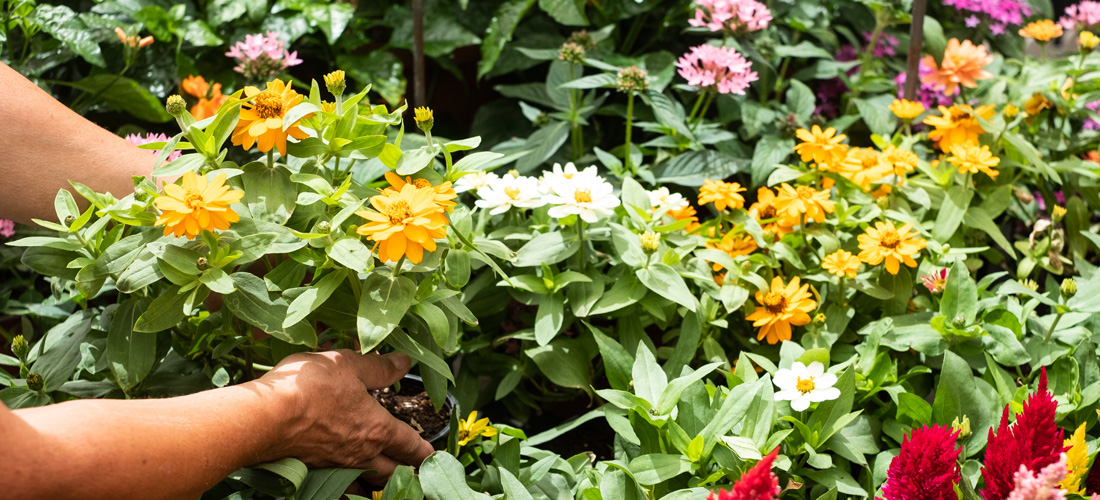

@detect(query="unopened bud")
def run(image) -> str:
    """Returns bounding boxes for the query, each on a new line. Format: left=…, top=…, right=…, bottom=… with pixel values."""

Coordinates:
left=196, top=257, right=208, bottom=270
left=1004, top=104, right=1020, bottom=119
left=558, top=42, right=585, bottom=64
left=507, top=169, right=520, bottom=178
left=166, top=95, right=187, bottom=117
left=739, top=261, right=752, bottom=274
left=567, top=30, right=595, bottom=49
left=11, top=335, right=28, bottom=361
left=413, top=106, right=434, bottom=133
left=317, top=221, right=331, bottom=233
left=1061, top=278, right=1077, bottom=299
left=533, top=113, right=551, bottom=127
left=951, top=415, right=971, bottom=439
left=876, top=196, right=891, bottom=210
left=63, top=215, right=74, bottom=225
left=952, top=315, right=967, bottom=328
left=1080, top=31, right=1100, bottom=53
left=1052, top=205, right=1067, bottom=224
left=640, top=231, right=660, bottom=254
left=26, top=373, right=44, bottom=392
left=762, top=230, right=777, bottom=245
left=323, top=70, right=346, bottom=97
left=1022, top=279, right=1039, bottom=292
left=616, top=66, right=649, bottom=94
left=812, top=313, right=827, bottom=325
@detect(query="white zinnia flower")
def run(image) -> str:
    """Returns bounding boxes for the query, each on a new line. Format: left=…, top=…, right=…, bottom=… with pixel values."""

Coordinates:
left=474, top=175, right=545, bottom=215
left=540, top=162, right=601, bottom=190
left=647, top=187, right=689, bottom=211
left=544, top=174, right=621, bottom=223
left=773, top=361, right=841, bottom=411
left=454, top=171, right=499, bottom=194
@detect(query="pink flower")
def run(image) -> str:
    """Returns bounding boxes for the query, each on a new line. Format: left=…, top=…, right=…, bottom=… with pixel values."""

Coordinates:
left=1060, top=1, right=1100, bottom=31
left=225, top=31, right=303, bottom=81
left=126, top=133, right=182, bottom=162
left=689, top=0, right=772, bottom=34
left=0, top=219, right=14, bottom=238
left=677, top=44, right=758, bottom=95
left=942, top=0, right=1031, bottom=32
left=922, top=268, right=949, bottom=294
left=1006, top=454, right=1068, bottom=500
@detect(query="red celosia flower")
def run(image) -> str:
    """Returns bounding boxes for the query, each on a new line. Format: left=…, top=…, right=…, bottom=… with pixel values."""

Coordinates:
left=980, top=368, right=1067, bottom=500
left=1085, top=455, right=1100, bottom=494
left=709, top=447, right=781, bottom=500
left=880, top=424, right=961, bottom=500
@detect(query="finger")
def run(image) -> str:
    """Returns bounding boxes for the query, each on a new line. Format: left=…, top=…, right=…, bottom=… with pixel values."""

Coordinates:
left=358, top=454, right=401, bottom=486
left=381, top=415, right=436, bottom=466
left=340, top=351, right=411, bottom=389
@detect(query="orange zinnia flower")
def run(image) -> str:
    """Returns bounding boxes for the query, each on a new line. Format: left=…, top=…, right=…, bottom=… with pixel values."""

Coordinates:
left=382, top=172, right=458, bottom=212
left=1019, top=20, right=1063, bottom=42
left=356, top=183, right=449, bottom=264
left=698, top=179, right=747, bottom=211
left=822, top=249, right=861, bottom=279
left=154, top=171, right=244, bottom=239
left=708, top=233, right=757, bottom=270
left=745, top=276, right=817, bottom=344
left=181, top=75, right=229, bottom=121
left=920, top=39, right=993, bottom=96
left=923, top=104, right=995, bottom=152
left=773, top=183, right=834, bottom=224
left=231, top=79, right=311, bottom=157
left=794, top=125, right=848, bottom=166
left=749, top=187, right=795, bottom=238
left=856, top=221, right=926, bottom=275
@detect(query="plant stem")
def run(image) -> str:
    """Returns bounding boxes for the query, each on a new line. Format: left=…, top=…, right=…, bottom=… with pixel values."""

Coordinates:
left=576, top=220, right=587, bottom=271
left=687, top=92, right=707, bottom=123
left=1044, top=310, right=1064, bottom=342
left=624, top=91, right=636, bottom=174
left=569, top=64, right=583, bottom=160
left=267, top=149, right=274, bottom=169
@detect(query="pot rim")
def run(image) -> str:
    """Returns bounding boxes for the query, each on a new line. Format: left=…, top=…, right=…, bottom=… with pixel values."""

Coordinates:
left=391, top=374, right=457, bottom=444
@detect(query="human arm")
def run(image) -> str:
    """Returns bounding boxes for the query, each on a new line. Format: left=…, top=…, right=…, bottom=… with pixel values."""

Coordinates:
left=0, top=350, right=435, bottom=500
left=0, top=62, right=156, bottom=226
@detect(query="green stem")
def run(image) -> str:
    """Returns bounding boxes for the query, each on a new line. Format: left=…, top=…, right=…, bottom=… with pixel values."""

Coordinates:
left=687, top=92, right=707, bottom=123
left=267, top=149, right=274, bottom=169
left=624, top=91, right=635, bottom=174
left=576, top=220, right=587, bottom=271
left=690, top=92, right=715, bottom=132
left=1044, top=310, right=1064, bottom=342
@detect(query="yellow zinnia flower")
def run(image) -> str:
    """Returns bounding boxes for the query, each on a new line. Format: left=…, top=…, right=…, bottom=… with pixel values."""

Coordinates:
left=457, top=410, right=497, bottom=447
left=857, top=221, right=926, bottom=275
left=383, top=171, right=457, bottom=212
left=773, top=183, right=834, bottom=224
left=822, top=249, right=861, bottom=279
left=947, top=143, right=1000, bottom=179
left=840, top=148, right=892, bottom=192
left=708, top=233, right=757, bottom=270
left=1080, top=31, right=1100, bottom=52
left=923, top=104, right=995, bottom=152
left=698, top=179, right=747, bottom=211
left=231, top=79, right=312, bottom=157
left=794, top=125, right=848, bottom=165
left=745, top=276, right=817, bottom=345
left=155, top=171, right=244, bottom=239
left=749, top=187, right=795, bottom=238
left=1019, top=19, right=1063, bottom=42
left=880, top=145, right=919, bottom=178
left=1023, top=93, right=1053, bottom=118
left=356, top=184, right=449, bottom=264
left=1062, top=423, right=1089, bottom=494
left=889, top=99, right=926, bottom=120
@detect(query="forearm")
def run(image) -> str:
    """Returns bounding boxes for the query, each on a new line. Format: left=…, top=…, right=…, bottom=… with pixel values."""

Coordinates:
left=2, top=381, right=292, bottom=500
left=0, top=62, right=155, bottom=226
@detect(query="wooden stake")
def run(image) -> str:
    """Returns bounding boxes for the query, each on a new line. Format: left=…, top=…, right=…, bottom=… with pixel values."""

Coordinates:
left=412, top=0, right=427, bottom=109
left=904, top=0, right=928, bottom=101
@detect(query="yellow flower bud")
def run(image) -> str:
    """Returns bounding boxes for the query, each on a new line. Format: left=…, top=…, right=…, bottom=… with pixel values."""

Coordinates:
left=1061, top=278, right=1077, bottom=299
left=1022, top=279, right=1039, bottom=292
left=1080, top=31, right=1099, bottom=53
left=413, top=106, right=434, bottom=133
left=324, top=70, right=346, bottom=97
left=11, top=335, right=28, bottom=361
left=1003, top=104, right=1020, bottom=119
left=166, top=94, right=187, bottom=117
left=1052, top=205, right=1067, bottom=224
left=952, top=415, right=971, bottom=439
left=26, top=373, right=44, bottom=392
left=640, top=230, right=661, bottom=254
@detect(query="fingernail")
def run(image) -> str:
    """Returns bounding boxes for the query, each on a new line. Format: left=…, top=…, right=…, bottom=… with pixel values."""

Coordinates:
left=384, top=352, right=412, bottom=372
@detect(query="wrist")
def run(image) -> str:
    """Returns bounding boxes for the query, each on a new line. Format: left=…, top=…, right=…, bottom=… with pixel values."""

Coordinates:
left=237, top=377, right=304, bottom=464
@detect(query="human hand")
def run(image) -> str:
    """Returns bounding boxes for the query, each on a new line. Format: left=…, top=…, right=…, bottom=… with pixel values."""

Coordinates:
left=252, top=350, right=435, bottom=481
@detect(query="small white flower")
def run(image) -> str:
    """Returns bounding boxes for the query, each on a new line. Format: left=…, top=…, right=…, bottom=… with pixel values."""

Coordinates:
left=647, top=187, right=689, bottom=211
left=474, top=175, right=546, bottom=215
left=773, top=361, right=841, bottom=411
left=540, top=162, right=601, bottom=191
left=544, top=174, right=620, bottom=223
left=454, top=171, right=499, bottom=194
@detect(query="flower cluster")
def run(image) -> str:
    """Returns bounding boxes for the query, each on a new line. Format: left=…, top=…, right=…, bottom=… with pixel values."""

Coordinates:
left=1060, top=1, right=1100, bottom=31
left=357, top=172, right=454, bottom=264
left=688, top=0, right=772, bottom=35
left=981, top=369, right=1066, bottom=500
left=880, top=425, right=962, bottom=500
left=942, top=0, right=1031, bottom=35
left=0, top=219, right=14, bottom=238
left=923, top=103, right=996, bottom=152
left=463, top=163, right=620, bottom=223
left=225, top=31, right=302, bottom=81
left=677, top=44, right=758, bottom=95
left=1006, top=454, right=1068, bottom=500
left=125, top=132, right=182, bottom=162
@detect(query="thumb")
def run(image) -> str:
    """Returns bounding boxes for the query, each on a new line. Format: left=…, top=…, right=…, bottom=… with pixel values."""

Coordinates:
left=351, top=352, right=412, bottom=390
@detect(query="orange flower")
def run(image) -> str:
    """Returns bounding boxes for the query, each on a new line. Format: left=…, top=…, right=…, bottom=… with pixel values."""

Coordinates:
left=947, top=143, right=1000, bottom=179
left=115, top=27, right=153, bottom=49
left=794, top=125, right=848, bottom=165
left=668, top=204, right=699, bottom=223
left=1019, top=20, right=1063, bottom=42
left=356, top=183, right=449, bottom=264
left=822, top=249, right=861, bottom=279
left=840, top=148, right=892, bottom=191
left=383, top=172, right=457, bottom=212
left=154, top=171, right=243, bottom=239
left=923, top=104, right=995, bottom=152
left=773, top=183, right=834, bottom=224
left=181, top=75, right=228, bottom=121
left=880, top=146, right=919, bottom=178
left=231, top=79, right=311, bottom=157
left=856, top=221, right=926, bottom=275
left=708, top=233, right=757, bottom=270
left=920, top=39, right=993, bottom=95
left=745, top=276, right=817, bottom=344
left=749, top=187, right=794, bottom=238
left=698, top=179, right=746, bottom=211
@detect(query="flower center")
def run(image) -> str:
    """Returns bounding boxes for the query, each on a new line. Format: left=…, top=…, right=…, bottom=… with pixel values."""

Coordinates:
left=880, top=229, right=901, bottom=249
left=759, top=205, right=776, bottom=219
left=458, top=429, right=469, bottom=441
left=574, top=189, right=592, bottom=203
left=414, top=179, right=432, bottom=189
left=504, top=186, right=521, bottom=200
left=949, top=109, right=970, bottom=123
left=253, top=92, right=284, bottom=119
left=796, top=376, right=816, bottom=394
left=564, top=173, right=574, bottom=179
left=383, top=200, right=413, bottom=225
left=763, top=291, right=787, bottom=314
left=184, top=189, right=205, bottom=209
left=796, top=186, right=816, bottom=200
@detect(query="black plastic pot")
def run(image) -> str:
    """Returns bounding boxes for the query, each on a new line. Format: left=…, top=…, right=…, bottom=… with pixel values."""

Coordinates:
left=386, top=374, right=457, bottom=445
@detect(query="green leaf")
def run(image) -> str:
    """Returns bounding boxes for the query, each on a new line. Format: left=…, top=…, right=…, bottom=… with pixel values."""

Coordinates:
left=628, top=454, right=691, bottom=486
left=33, top=314, right=93, bottom=392
left=535, top=293, right=565, bottom=346
left=224, top=273, right=317, bottom=347
left=962, top=207, right=1016, bottom=258
left=31, top=5, right=105, bottom=67
left=356, top=274, right=416, bottom=352
left=896, top=392, right=932, bottom=424
left=516, top=121, right=570, bottom=173
left=786, top=80, right=815, bottom=123
left=304, top=3, right=354, bottom=44
left=498, top=467, right=534, bottom=500
left=134, top=286, right=191, bottom=333
left=514, top=231, right=579, bottom=267
left=106, top=298, right=154, bottom=392
left=631, top=343, right=667, bottom=404
left=419, top=452, right=491, bottom=499
left=328, top=237, right=373, bottom=274
left=293, top=469, right=364, bottom=500
left=587, top=323, right=634, bottom=391
left=241, top=164, right=296, bottom=225
left=64, top=75, right=171, bottom=122
left=853, top=95, right=897, bottom=137
left=934, top=185, right=973, bottom=242
left=932, top=350, right=996, bottom=454
left=636, top=263, right=696, bottom=312
left=385, top=329, right=454, bottom=383
left=538, top=0, right=587, bottom=25
left=525, top=338, right=591, bottom=393
left=655, top=150, right=748, bottom=187
left=656, top=362, right=721, bottom=415
left=284, top=270, right=346, bottom=328
left=775, top=41, right=834, bottom=59
left=477, top=0, right=536, bottom=79
left=940, top=261, right=978, bottom=324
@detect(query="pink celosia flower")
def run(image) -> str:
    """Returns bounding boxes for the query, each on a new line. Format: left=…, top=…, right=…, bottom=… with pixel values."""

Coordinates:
left=689, top=0, right=772, bottom=34
left=708, top=447, right=780, bottom=500
left=225, top=31, right=302, bottom=81
left=922, top=268, right=949, bottom=293
left=981, top=369, right=1068, bottom=500
left=677, top=44, right=758, bottom=95
left=126, top=133, right=182, bottom=162
left=880, top=425, right=962, bottom=500
left=942, top=0, right=1031, bottom=33
left=1006, top=454, right=1068, bottom=500
left=0, top=219, right=14, bottom=238
left=1060, top=1, right=1100, bottom=31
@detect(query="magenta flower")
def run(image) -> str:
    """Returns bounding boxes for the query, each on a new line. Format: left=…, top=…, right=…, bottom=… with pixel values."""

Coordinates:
left=1060, top=1, right=1100, bottom=31
left=865, top=32, right=899, bottom=58
left=225, top=31, right=302, bottom=81
left=0, top=219, right=14, bottom=238
left=880, top=425, right=962, bottom=500
left=708, top=447, right=780, bottom=500
left=1006, top=454, right=1068, bottom=500
left=677, top=44, right=758, bottom=95
left=689, top=0, right=772, bottom=34
left=922, top=268, right=949, bottom=294
left=941, top=0, right=1030, bottom=34
left=126, top=133, right=182, bottom=162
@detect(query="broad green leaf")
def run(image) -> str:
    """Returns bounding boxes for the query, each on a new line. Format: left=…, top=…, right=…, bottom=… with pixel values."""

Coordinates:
left=526, top=338, right=591, bottom=393
left=357, top=274, right=416, bottom=352
left=934, top=186, right=973, bottom=242
left=284, top=270, right=346, bottom=328
left=134, top=286, right=191, bottom=333
left=628, top=454, right=691, bottom=486
left=534, top=293, right=565, bottom=346
left=940, top=261, right=978, bottom=324
left=224, top=273, right=317, bottom=347
left=514, top=231, right=579, bottom=267
left=419, top=452, right=491, bottom=500
left=477, top=0, right=536, bottom=79
left=636, top=263, right=696, bottom=312
left=106, top=298, right=154, bottom=392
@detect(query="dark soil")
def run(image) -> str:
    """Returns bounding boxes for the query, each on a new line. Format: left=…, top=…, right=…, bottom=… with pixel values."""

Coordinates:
left=370, top=385, right=451, bottom=440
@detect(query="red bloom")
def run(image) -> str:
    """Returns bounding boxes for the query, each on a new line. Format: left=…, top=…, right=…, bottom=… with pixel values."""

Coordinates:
left=1086, top=458, right=1100, bottom=494
left=709, top=447, right=781, bottom=500
left=980, top=368, right=1067, bottom=500
left=880, top=424, right=961, bottom=500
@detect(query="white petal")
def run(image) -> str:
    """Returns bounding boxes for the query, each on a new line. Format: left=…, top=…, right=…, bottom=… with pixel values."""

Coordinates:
left=807, top=362, right=825, bottom=378
left=790, top=396, right=811, bottom=412
left=815, top=372, right=838, bottom=388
